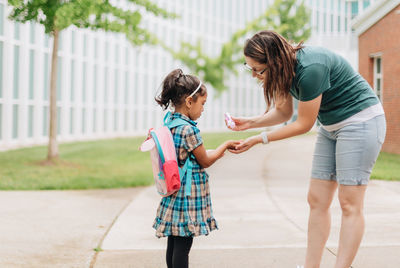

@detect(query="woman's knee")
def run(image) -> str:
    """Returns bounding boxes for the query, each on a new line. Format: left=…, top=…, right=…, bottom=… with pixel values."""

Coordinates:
left=307, top=180, right=337, bottom=210
left=338, top=185, right=366, bottom=216
left=307, top=190, right=331, bottom=211
left=339, top=197, right=364, bottom=216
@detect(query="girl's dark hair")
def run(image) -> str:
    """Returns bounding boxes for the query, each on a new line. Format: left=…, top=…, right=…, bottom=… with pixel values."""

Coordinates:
left=155, top=69, right=206, bottom=110
left=244, top=30, right=303, bottom=110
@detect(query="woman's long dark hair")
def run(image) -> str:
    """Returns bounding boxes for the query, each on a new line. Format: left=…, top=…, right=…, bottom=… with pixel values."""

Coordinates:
left=244, top=30, right=303, bottom=110
left=155, top=69, right=206, bottom=110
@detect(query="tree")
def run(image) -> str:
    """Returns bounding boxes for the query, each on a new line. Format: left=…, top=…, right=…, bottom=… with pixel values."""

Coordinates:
left=167, top=0, right=311, bottom=93
left=7, top=0, right=175, bottom=163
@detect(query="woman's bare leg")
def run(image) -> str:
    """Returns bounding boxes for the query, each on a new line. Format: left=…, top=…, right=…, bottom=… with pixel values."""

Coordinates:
left=305, top=179, right=338, bottom=268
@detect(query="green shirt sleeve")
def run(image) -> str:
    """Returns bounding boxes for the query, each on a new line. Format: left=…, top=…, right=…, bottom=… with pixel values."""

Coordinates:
left=297, top=63, right=331, bottom=101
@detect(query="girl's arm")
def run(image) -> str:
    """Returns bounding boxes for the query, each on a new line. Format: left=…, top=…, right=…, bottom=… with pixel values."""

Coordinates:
left=230, top=95, right=322, bottom=153
left=192, top=140, right=240, bottom=168
left=231, top=94, right=293, bottom=131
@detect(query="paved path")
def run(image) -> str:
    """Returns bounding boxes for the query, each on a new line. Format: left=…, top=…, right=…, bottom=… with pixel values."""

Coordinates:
left=1, top=134, right=399, bottom=267
left=95, top=135, right=400, bottom=268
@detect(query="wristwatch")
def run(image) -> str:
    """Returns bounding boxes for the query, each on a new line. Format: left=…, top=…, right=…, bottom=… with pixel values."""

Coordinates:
left=261, top=131, right=269, bottom=144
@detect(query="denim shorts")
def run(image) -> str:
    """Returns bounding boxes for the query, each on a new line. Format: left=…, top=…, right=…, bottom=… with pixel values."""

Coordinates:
left=311, top=115, right=386, bottom=185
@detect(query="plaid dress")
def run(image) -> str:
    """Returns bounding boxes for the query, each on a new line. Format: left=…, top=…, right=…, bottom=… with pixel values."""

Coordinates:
left=153, top=113, right=218, bottom=238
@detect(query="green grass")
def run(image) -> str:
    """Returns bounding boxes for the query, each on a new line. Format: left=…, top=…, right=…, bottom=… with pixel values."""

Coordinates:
left=0, top=131, right=258, bottom=190
left=371, top=152, right=400, bottom=181
left=1, top=132, right=397, bottom=190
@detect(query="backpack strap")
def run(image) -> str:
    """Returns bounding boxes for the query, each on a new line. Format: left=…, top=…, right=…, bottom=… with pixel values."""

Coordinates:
left=179, top=157, right=193, bottom=196
left=150, top=130, right=165, bottom=164
left=163, top=111, right=196, bottom=197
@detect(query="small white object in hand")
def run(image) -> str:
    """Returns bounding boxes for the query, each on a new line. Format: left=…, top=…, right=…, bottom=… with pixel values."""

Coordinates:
left=224, top=112, right=236, bottom=129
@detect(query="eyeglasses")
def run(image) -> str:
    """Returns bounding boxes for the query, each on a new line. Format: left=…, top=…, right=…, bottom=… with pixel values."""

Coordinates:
left=243, top=62, right=267, bottom=76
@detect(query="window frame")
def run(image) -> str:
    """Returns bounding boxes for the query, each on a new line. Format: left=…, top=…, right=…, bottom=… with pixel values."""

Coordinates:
left=371, top=54, right=383, bottom=102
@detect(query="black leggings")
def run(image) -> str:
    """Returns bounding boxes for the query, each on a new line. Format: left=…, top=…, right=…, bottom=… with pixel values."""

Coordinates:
left=166, top=236, right=193, bottom=268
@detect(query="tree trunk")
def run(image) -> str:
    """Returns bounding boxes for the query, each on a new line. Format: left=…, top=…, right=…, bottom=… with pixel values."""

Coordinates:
left=47, top=29, right=60, bottom=162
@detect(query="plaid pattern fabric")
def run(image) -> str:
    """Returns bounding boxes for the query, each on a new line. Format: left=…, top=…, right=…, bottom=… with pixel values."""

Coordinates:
left=153, top=113, right=218, bottom=237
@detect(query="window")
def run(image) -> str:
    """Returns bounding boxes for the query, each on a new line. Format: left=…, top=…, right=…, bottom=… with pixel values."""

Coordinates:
left=0, top=104, right=2, bottom=139
left=70, top=59, right=75, bottom=101
left=83, top=34, right=88, bottom=57
left=373, top=56, right=383, bottom=101
left=125, top=47, right=129, bottom=65
left=93, top=110, right=97, bottom=133
left=93, top=65, right=97, bottom=102
left=124, top=110, right=128, bottom=131
left=44, top=34, right=50, bottom=48
left=14, top=22, right=20, bottom=40
left=0, top=3, right=3, bottom=35
left=43, top=107, right=48, bottom=136
left=114, top=109, right=118, bottom=131
left=57, top=107, right=61, bottom=134
left=103, top=109, right=107, bottom=131
left=28, top=106, right=34, bottom=138
left=124, top=71, right=129, bottom=105
left=44, top=53, right=49, bottom=100
left=30, top=22, right=35, bottom=44
left=82, top=108, right=86, bottom=134
left=104, top=67, right=108, bottom=102
left=0, top=41, right=3, bottom=98
left=13, top=46, right=20, bottom=99
left=94, top=38, right=98, bottom=59
left=82, top=62, right=87, bottom=102
left=29, top=50, right=35, bottom=99
left=115, top=44, right=119, bottom=64
left=13, top=104, right=18, bottom=139
left=105, top=41, right=109, bottom=61
left=114, top=69, right=118, bottom=104
left=71, top=31, right=76, bottom=54
left=57, top=57, right=62, bottom=101
left=351, top=1, right=358, bottom=18
left=70, top=107, right=74, bottom=134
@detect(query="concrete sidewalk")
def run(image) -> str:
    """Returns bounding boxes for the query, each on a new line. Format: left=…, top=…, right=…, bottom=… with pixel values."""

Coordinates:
left=1, top=134, right=399, bottom=267
left=95, top=135, right=400, bottom=268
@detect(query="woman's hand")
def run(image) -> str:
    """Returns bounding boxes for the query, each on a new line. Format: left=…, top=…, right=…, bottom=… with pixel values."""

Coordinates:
left=228, top=135, right=262, bottom=154
left=225, top=140, right=242, bottom=150
left=229, top=116, right=253, bottom=131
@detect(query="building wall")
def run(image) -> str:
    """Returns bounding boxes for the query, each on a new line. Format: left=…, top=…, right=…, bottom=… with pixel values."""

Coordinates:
left=358, top=4, right=400, bottom=154
left=0, top=0, right=363, bottom=150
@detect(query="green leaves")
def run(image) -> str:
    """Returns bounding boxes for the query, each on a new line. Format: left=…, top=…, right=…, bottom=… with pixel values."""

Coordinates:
left=7, top=0, right=176, bottom=40
left=170, top=0, right=311, bottom=92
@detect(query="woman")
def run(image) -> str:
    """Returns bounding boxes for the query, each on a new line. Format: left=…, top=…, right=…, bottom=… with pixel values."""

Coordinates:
left=229, top=31, right=386, bottom=268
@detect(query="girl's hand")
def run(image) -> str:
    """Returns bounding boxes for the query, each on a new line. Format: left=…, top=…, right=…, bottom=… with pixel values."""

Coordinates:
left=228, top=135, right=262, bottom=154
left=229, top=116, right=252, bottom=131
left=225, top=140, right=242, bottom=150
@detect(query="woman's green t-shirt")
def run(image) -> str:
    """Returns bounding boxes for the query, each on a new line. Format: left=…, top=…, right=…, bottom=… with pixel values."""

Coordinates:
left=290, top=46, right=379, bottom=125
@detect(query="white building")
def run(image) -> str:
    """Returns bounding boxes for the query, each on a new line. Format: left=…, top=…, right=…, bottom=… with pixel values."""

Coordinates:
left=0, top=0, right=375, bottom=150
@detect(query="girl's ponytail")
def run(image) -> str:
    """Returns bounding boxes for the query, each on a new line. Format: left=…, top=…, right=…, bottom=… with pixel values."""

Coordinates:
left=155, top=69, right=206, bottom=110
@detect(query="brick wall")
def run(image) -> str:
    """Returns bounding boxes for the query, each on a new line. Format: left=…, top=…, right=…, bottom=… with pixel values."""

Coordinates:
left=358, top=4, right=400, bottom=154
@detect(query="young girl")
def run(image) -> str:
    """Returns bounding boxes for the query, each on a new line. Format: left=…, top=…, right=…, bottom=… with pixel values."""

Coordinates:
left=153, top=69, right=238, bottom=268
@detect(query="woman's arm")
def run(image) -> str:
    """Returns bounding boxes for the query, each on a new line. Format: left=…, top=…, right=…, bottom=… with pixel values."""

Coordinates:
left=192, top=140, right=240, bottom=168
left=230, top=95, right=322, bottom=153
left=231, top=94, right=293, bottom=130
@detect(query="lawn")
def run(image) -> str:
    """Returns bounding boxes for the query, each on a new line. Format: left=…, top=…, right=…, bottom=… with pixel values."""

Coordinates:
left=0, top=131, right=258, bottom=190
left=1, top=132, right=398, bottom=190
left=370, top=152, right=400, bottom=181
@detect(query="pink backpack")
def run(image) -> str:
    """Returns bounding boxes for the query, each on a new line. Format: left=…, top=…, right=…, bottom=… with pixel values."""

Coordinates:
left=140, top=112, right=193, bottom=197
